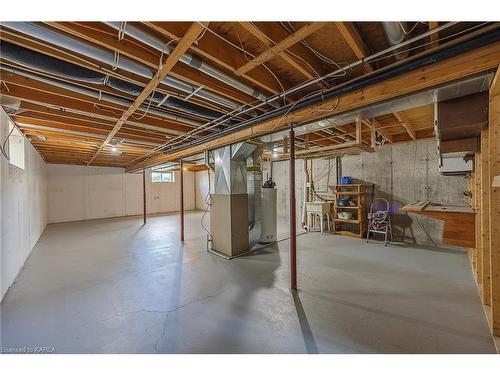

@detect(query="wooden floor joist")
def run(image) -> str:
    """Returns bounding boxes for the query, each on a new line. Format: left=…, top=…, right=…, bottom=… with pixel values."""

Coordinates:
left=126, top=40, right=500, bottom=172
left=87, top=22, right=208, bottom=165
left=234, top=22, right=326, bottom=76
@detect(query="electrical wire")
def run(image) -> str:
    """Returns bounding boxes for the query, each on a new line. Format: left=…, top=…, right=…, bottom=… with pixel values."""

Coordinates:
left=126, top=22, right=489, bottom=168
left=250, top=22, right=322, bottom=79
left=399, top=22, right=421, bottom=35
left=200, top=168, right=212, bottom=238
left=0, top=119, right=17, bottom=160
left=232, top=24, right=287, bottom=104
left=131, top=38, right=179, bottom=121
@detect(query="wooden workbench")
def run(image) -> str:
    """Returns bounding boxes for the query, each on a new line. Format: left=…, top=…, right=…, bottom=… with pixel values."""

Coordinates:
left=401, top=201, right=475, bottom=248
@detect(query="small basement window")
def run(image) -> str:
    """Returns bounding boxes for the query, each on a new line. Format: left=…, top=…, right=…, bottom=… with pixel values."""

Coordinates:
left=8, top=122, right=25, bottom=170
left=152, top=171, right=174, bottom=183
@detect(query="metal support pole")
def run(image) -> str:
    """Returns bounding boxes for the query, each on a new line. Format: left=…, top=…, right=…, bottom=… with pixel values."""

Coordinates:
left=180, top=159, right=185, bottom=242
left=289, top=127, right=297, bottom=291
left=143, top=169, right=147, bottom=225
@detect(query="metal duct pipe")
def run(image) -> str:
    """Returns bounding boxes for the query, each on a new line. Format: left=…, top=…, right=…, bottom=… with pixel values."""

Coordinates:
left=105, top=22, right=268, bottom=103
left=382, top=22, right=409, bottom=60
left=0, top=64, right=203, bottom=127
left=0, top=22, right=240, bottom=110
left=0, top=40, right=227, bottom=120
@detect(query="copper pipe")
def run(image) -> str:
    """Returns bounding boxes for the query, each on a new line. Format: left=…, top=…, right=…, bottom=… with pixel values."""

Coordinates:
left=180, top=159, right=185, bottom=242
left=289, top=127, right=297, bottom=291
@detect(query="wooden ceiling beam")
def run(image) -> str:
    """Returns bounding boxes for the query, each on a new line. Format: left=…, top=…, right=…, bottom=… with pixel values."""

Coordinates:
left=87, top=21, right=208, bottom=165
left=17, top=100, right=192, bottom=137
left=428, top=22, right=440, bottom=50
left=15, top=116, right=165, bottom=145
left=238, top=22, right=315, bottom=80
left=0, top=82, right=195, bottom=135
left=143, top=21, right=285, bottom=96
left=44, top=22, right=257, bottom=108
left=126, top=39, right=500, bottom=172
left=234, top=22, right=326, bottom=76
left=0, top=28, right=225, bottom=114
left=393, top=111, right=417, bottom=140
left=16, top=110, right=167, bottom=140
left=335, top=22, right=373, bottom=73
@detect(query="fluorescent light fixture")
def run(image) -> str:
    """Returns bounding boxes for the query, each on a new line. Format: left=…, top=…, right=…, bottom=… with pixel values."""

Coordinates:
left=110, top=144, right=121, bottom=155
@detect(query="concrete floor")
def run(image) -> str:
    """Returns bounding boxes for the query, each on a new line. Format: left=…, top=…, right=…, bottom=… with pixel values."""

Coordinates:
left=1, top=211, right=496, bottom=353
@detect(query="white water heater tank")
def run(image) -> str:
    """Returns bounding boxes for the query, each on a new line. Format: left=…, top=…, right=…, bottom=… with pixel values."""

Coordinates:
left=259, top=187, right=277, bottom=243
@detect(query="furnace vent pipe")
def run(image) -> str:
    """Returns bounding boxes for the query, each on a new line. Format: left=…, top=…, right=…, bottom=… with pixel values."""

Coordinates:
left=382, top=22, right=409, bottom=60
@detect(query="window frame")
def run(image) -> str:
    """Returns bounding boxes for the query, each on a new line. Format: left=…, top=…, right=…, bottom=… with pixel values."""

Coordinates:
left=151, top=171, right=175, bottom=183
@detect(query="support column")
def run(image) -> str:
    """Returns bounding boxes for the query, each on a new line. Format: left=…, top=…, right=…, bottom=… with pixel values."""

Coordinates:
left=481, top=127, right=491, bottom=305
left=289, top=127, right=297, bottom=291
left=143, top=169, right=147, bottom=225
left=180, top=159, right=185, bottom=242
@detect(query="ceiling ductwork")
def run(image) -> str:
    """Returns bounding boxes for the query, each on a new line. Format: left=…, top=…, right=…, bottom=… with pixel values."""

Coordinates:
left=0, top=40, right=235, bottom=124
left=105, top=22, right=269, bottom=104
left=381, top=22, right=409, bottom=60
left=0, top=63, right=205, bottom=128
left=0, top=22, right=241, bottom=111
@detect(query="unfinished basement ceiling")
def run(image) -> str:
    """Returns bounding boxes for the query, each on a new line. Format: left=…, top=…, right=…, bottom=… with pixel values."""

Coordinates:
left=0, top=21, right=496, bottom=168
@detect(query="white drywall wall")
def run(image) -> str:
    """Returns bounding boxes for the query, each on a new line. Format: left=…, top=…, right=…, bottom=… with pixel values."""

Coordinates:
left=47, top=165, right=196, bottom=223
left=1, top=107, right=48, bottom=300
left=195, top=170, right=213, bottom=210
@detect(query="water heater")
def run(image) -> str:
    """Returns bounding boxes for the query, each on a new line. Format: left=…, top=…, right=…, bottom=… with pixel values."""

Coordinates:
left=259, top=184, right=277, bottom=243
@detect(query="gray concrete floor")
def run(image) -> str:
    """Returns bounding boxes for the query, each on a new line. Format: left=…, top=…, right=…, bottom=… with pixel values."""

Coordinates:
left=1, top=211, right=496, bottom=353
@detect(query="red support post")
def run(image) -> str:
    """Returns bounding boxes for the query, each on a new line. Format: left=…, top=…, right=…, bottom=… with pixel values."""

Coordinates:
left=143, top=169, right=147, bottom=225
left=180, top=159, right=185, bottom=242
left=289, top=127, right=297, bottom=291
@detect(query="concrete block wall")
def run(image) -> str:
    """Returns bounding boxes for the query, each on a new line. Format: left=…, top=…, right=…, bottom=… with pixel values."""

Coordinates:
left=47, top=165, right=195, bottom=223
left=273, top=139, right=467, bottom=248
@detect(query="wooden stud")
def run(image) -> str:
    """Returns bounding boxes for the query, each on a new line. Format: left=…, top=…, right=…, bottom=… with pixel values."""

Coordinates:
left=476, top=151, right=483, bottom=282
left=489, top=65, right=500, bottom=336
left=481, top=127, right=491, bottom=305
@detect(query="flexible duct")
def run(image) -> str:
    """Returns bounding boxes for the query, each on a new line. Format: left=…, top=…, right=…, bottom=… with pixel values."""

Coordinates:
left=104, top=22, right=268, bottom=103
left=0, top=63, right=203, bottom=127
left=381, top=22, right=409, bottom=60
left=0, top=22, right=241, bottom=110
left=0, top=40, right=228, bottom=121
